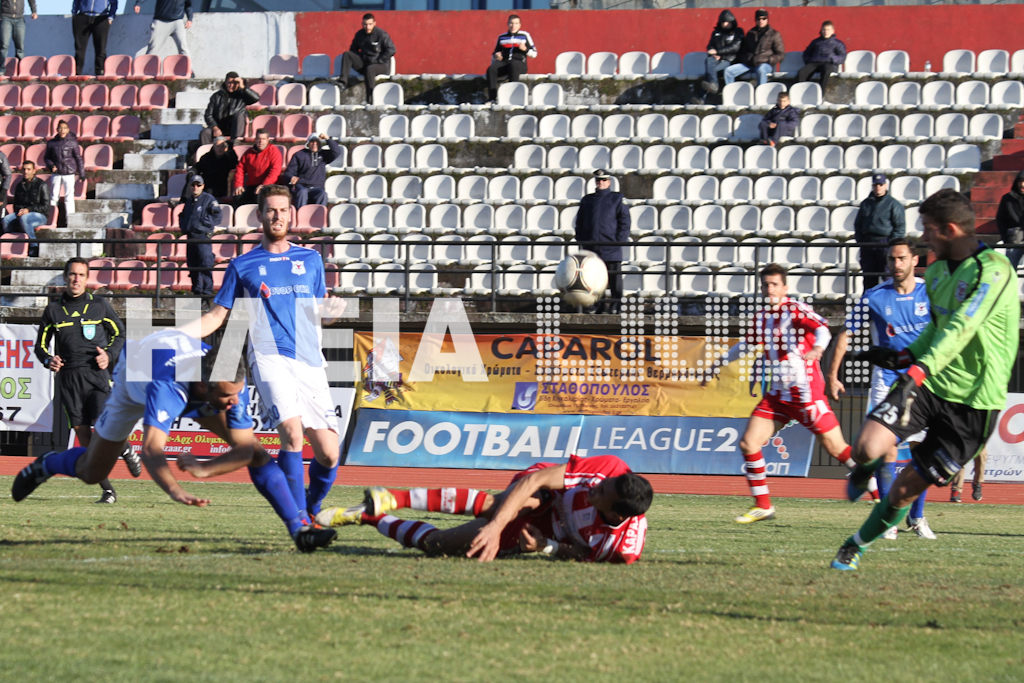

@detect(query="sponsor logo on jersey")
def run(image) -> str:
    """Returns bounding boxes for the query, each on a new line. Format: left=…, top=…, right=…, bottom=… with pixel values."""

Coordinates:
left=260, top=282, right=272, bottom=299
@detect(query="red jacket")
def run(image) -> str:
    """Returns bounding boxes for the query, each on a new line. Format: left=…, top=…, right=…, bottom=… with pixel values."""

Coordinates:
left=235, top=144, right=282, bottom=189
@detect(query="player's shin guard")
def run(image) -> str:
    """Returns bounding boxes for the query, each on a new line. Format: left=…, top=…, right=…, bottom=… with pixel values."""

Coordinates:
left=306, top=459, right=338, bottom=516
left=248, top=461, right=305, bottom=537
left=742, top=450, right=772, bottom=509
left=371, top=514, right=439, bottom=552
left=42, top=446, right=87, bottom=477
left=276, top=450, right=306, bottom=521
left=403, top=487, right=488, bottom=515
left=851, top=496, right=910, bottom=548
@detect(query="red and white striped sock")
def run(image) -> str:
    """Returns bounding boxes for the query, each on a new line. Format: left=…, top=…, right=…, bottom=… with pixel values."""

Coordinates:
left=398, top=487, right=487, bottom=516
left=370, top=514, right=439, bottom=551
left=743, top=450, right=772, bottom=509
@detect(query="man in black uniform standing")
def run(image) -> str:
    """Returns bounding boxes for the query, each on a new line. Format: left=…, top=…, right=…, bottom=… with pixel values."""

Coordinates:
left=574, top=170, right=630, bottom=314
left=34, top=257, right=140, bottom=503
left=338, top=13, right=396, bottom=104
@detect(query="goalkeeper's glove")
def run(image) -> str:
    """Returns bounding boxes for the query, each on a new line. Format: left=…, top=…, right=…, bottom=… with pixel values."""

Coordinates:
left=881, top=363, right=928, bottom=428
left=853, top=347, right=915, bottom=370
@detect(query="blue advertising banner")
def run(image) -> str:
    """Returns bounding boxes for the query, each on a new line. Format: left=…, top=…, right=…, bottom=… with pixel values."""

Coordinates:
left=347, top=409, right=814, bottom=476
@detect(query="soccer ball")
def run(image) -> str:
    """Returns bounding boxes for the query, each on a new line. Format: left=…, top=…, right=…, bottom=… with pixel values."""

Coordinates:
left=554, top=251, right=608, bottom=307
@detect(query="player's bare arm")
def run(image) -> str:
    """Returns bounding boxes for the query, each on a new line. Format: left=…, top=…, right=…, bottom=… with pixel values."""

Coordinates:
left=178, top=415, right=267, bottom=479
left=139, top=426, right=211, bottom=507
left=827, top=330, right=850, bottom=401
left=177, top=304, right=230, bottom=340
left=519, top=523, right=588, bottom=561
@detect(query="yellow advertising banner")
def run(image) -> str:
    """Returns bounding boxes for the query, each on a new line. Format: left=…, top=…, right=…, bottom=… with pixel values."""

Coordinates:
left=354, top=332, right=758, bottom=418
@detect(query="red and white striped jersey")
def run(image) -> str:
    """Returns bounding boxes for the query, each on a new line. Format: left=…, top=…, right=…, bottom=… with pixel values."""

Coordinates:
left=745, top=297, right=830, bottom=403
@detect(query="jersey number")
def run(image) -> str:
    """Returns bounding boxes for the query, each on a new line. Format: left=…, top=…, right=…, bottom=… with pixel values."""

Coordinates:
left=874, top=401, right=899, bottom=426
left=802, top=400, right=830, bottom=425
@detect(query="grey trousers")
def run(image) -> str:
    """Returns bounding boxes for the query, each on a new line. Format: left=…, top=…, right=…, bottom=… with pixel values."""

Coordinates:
left=138, top=18, right=189, bottom=57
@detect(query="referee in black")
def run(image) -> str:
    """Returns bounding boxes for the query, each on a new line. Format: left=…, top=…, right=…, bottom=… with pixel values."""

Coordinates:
left=34, top=257, right=140, bottom=503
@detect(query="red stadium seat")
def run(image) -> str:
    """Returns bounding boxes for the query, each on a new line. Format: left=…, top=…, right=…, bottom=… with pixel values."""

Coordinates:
left=239, top=232, right=262, bottom=253
left=83, top=144, right=112, bottom=170
left=249, top=82, right=275, bottom=109
left=87, top=258, right=115, bottom=289
left=0, top=232, right=29, bottom=258
left=97, top=55, right=131, bottom=82
left=15, top=83, right=48, bottom=111
left=211, top=233, right=238, bottom=262
left=139, top=232, right=176, bottom=262
left=0, top=142, right=23, bottom=166
left=79, top=83, right=109, bottom=111
left=279, top=113, right=313, bottom=143
left=0, top=114, right=21, bottom=140
left=46, top=84, right=79, bottom=112
left=108, top=84, right=138, bottom=111
left=0, top=83, right=19, bottom=111
left=110, top=260, right=148, bottom=291
left=247, top=114, right=280, bottom=140
left=324, top=262, right=340, bottom=289
left=44, top=55, right=76, bottom=81
left=78, top=115, right=110, bottom=142
left=136, top=83, right=168, bottom=110
left=24, top=143, right=46, bottom=166
left=307, top=235, right=335, bottom=261
left=12, top=55, right=45, bottom=81
left=296, top=204, right=327, bottom=232
left=0, top=57, right=15, bottom=80
left=137, top=203, right=173, bottom=233
left=171, top=235, right=189, bottom=262
left=141, top=261, right=180, bottom=292
left=108, top=114, right=140, bottom=142
left=18, top=116, right=51, bottom=142
left=159, top=55, right=191, bottom=80
left=130, top=54, right=161, bottom=80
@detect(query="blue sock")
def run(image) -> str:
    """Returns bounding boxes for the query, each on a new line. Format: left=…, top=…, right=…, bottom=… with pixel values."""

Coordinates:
left=306, top=458, right=338, bottom=516
left=877, top=462, right=899, bottom=500
left=248, top=461, right=305, bottom=538
left=276, top=450, right=306, bottom=522
left=42, top=446, right=87, bottom=478
left=909, top=489, right=927, bottom=520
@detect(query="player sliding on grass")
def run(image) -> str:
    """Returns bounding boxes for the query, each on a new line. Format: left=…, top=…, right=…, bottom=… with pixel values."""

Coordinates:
left=832, top=189, right=1019, bottom=570
left=309, top=454, right=652, bottom=563
left=704, top=263, right=875, bottom=524
left=10, top=329, right=336, bottom=553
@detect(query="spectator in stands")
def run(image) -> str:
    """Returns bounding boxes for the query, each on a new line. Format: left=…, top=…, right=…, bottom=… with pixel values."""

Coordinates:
left=0, top=0, right=38, bottom=63
left=338, top=13, right=395, bottom=104
left=71, top=0, right=117, bottom=77
left=796, top=20, right=846, bottom=96
left=44, top=119, right=85, bottom=217
left=133, top=0, right=192, bottom=58
left=179, top=174, right=221, bottom=298
left=854, top=173, right=906, bottom=289
left=485, top=14, right=536, bottom=102
left=200, top=72, right=259, bottom=145
left=281, top=133, right=341, bottom=209
left=758, top=91, right=799, bottom=146
left=233, top=128, right=281, bottom=205
left=574, top=170, right=630, bottom=315
left=699, top=10, right=744, bottom=100
left=3, top=159, right=47, bottom=257
left=190, top=135, right=237, bottom=202
left=0, top=146, right=10, bottom=209
left=724, top=8, right=783, bottom=87
left=995, top=169, right=1024, bottom=268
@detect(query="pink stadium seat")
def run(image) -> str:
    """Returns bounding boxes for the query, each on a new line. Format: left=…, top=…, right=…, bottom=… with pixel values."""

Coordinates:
left=279, top=114, right=313, bottom=143
left=73, top=177, right=87, bottom=199
left=141, top=261, right=180, bottom=292
left=83, top=144, right=112, bottom=170
left=215, top=203, right=232, bottom=229
left=0, top=114, right=21, bottom=140
left=23, top=143, right=45, bottom=167
left=233, top=203, right=261, bottom=231
left=61, top=115, right=81, bottom=137
left=137, top=203, right=173, bottom=233
left=0, top=142, right=23, bottom=166
left=87, top=258, right=115, bottom=289
left=18, top=116, right=51, bottom=142
left=44, top=55, right=76, bottom=81
left=0, top=232, right=29, bottom=258
left=139, top=232, right=176, bottom=262
left=12, top=55, right=45, bottom=81
left=97, top=55, right=132, bottom=82
left=130, top=54, right=161, bottom=80
left=296, top=204, right=327, bottom=232
left=247, top=114, right=280, bottom=140
left=46, top=84, right=79, bottom=111
left=136, top=83, right=168, bottom=110
left=159, top=55, right=191, bottom=80
left=211, top=263, right=228, bottom=291
left=15, top=83, right=48, bottom=111
left=0, top=57, right=15, bottom=80
left=78, top=115, right=110, bottom=142
left=79, top=83, right=109, bottom=111
left=108, top=114, right=140, bottom=142
left=307, top=235, right=334, bottom=261
left=211, top=233, right=238, bottom=262
left=285, top=144, right=304, bottom=164
left=238, top=232, right=262, bottom=254
left=324, top=262, right=340, bottom=289
left=249, top=82, right=275, bottom=109
left=232, top=144, right=251, bottom=159
left=108, top=84, right=138, bottom=111
left=0, top=83, right=19, bottom=111
left=170, top=235, right=189, bottom=262
left=110, top=259, right=147, bottom=290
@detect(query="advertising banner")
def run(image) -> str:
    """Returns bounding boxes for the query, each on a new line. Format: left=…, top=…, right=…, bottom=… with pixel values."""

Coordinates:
left=982, top=392, right=1024, bottom=482
left=0, top=324, right=53, bottom=432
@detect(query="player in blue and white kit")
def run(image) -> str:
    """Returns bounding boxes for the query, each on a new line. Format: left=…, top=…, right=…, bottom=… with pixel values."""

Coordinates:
left=10, top=329, right=337, bottom=552
left=828, top=239, right=936, bottom=539
left=195, top=185, right=340, bottom=528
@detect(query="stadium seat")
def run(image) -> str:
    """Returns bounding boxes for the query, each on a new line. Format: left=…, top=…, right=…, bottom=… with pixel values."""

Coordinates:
left=441, top=113, right=474, bottom=141
left=514, top=144, right=545, bottom=170
left=854, top=81, right=886, bottom=108
left=273, top=82, right=306, bottom=111
left=1011, top=49, right=1024, bottom=76
left=353, top=174, right=387, bottom=203
left=23, top=142, right=45, bottom=165
left=0, top=83, right=17, bottom=111
left=531, top=83, right=563, bottom=108
left=372, top=82, right=403, bottom=107
left=610, top=144, right=642, bottom=173
left=136, top=83, right=169, bottom=110
left=777, top=146, right=811, bottom=175
left=279, top=113, right=313, bottom=142
left=137, top=204, right=174, bottom=233
left=797, top=113, right=831, bottom=142
left=422, top=174, right=455, bottom=203
left=414, top=143, right=447, bottom=170
left=788, top=82, right=821, bottom=107
left=382, top=142, right=414, bottom=171
left=873, top=50, right=909, bottom=76
left=461, top=205, right=494, bottom=236
left=390, top=175, right=422, bottom=202
left=97, top=54, right=131, bottom=81
left=944, top=144, right=981, bottom=173
left=681, top=51, right=706, bottom=78
left=15, top=83, right=47, bottom=111
left=821, top=175, right=857, bottom=206
left=878, top=144, right=911, bottom=173
left=634, top=113, right=667, bottom=142
left=496, top=82, right=528, bottom=107
left=753, top=82, right=784, bottom=107
left=921, top=80, right=955, bottom=111
left=13, top=55, right=44, bottom=81
left=315, top=113, right=346, bottom=139
left=524, top=205, right=558, bottom=237
left=888, top=82, right=920, bottom=109
left=602, top=113, right=635, bottom=141
left=44, top=55, right=76, bottom=81
left=427, top=204, right=460, bottom=235
left=265, top=54, right=299, bottom=79
left=109, top=259, right=148, bottom=291
left=107, top=84, right=138, bottom=111
left=719, top=175, right=752, bottom=204
left=247, top=114, right=280, bottom=140
left=865, top=113, right=898, bottom=141
left=796, top=206, right=829, bottom=236
left=86, top=258, right=115, bottom=288
left=487, top=175, right=520, bottom=203
left=744, top=145, right=775, bottom=174
left=842, top=50, right=875, bottom=75
left=685, top=175, right=719, bottom=205
left=668, top=113, right=699, bottom=141
left=349, top=144, right=381, bottom=170
left=656, top=205, right=690, bottom=237
left=553, top=175, right=584, bottom=203
left=139, top=232, right=177, bottom=262
left=975, top=49, right=1009, bottom=76
left=776, top=51, right=804, bottom=77
left=618, top=51, right=649, bottom=77
left=131, top=54, right=161, bottom=79
left=545, top=145, right=578, bottom=172
left=722, top=82, right=754, bottom=108
left=969, top=113, right=1003, bottom=139
left=910, top=143, right=945, bottom=173
left=577, top=145, right=610, bottom=172
left=753, top=176, right=786, bottom=205
left=954, top=81, right=989, bottom=110
left=990, top=81, right=1024, bottom=109
left=506, top=114, right=537, bottom=140
left=83, top=144, right=113, bottom=171
left=18, top=115, right=51, bottom=142
left=554, top=51, right=585, bottom=76
left=934, top=112, right=968, bottom=141
left=0, top=232, right=28, bottom=258
left=890, top=176, right=924, bottom=204
left=586, top=51, right=617, bottom=76
left=109, top=114, right=140, bottom=142
left=942, top=49, right=975, bottom=75
left=899, top=113, right=934, bottom=141
left=77, top=83, right=109, bottom=112
left=47, top=84, right=79, bottom=112
left=699, top=114, right=732, bottom=143
left=247, top=82, right=275, bottom=109
left=642, top=144, right=675, bottom=172
left=456, top=175, right=487, bottom=204
left=300, top=53, right=332, bottom=79
left=650, top=51, right=682, bottom=76
left=160, top=55, right=192, bottom=80
left=0, top=142, right=22, bottom=166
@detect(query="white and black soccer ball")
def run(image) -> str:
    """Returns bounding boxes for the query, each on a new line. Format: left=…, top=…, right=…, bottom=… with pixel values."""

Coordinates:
left=554, top=250, right=608, bottom=307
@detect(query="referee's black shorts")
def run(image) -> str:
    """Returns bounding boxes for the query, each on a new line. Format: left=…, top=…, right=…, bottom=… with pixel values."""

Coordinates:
left=867, top=384, right=998, bottom=487
left=58, top=368, right=111, bottom=428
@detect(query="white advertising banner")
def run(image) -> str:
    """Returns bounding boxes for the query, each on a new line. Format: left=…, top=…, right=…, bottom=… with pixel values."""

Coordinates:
left=983, top=392, right=1024, bottom=482
left=0, top=324, right=53, bottom=432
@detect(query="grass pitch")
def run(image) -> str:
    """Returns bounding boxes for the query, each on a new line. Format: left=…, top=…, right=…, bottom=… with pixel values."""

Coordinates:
left=2, top=478, right=1023, bottom=682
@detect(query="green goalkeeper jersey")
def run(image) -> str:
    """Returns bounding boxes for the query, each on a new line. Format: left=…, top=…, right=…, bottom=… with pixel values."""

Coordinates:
left=907, top=243, right=1019, bottom=410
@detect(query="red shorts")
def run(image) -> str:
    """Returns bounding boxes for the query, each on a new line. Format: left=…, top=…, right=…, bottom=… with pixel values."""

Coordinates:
left=752, top=393, right=839, bottom=435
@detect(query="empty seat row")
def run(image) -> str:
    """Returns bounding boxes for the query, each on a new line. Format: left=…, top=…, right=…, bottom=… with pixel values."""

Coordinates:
left=0, top=54, right=191, bottom=82
left=136, top=203, right=326, bottom=234
left=0, top=113, right=140, bottom=142
left=853, top=79, right=1023, bottom=109
left=321, top=173, right=610, bottom=206
left=0, top=82, right=168, bottom=112
left=266, top=53, right=396, bottom=80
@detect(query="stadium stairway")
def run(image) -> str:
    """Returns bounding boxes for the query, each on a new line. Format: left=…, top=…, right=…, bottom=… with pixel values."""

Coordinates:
left=971, top=113, right=1024, bottom=235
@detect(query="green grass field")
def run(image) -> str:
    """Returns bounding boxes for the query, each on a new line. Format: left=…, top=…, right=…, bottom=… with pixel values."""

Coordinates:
left=2, top=479, right=1023, bottom=682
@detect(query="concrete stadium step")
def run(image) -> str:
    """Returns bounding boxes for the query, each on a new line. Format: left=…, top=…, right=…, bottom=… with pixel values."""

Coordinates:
left=66, top=211, right=132, bottom=230
left=10, top=265, right=65, bottom=287
left=35, top=227, right=108, bottom=256
left=74, top=199, right=134, bottom=214
left=971, top=185, right=1008, bottom=203
left=95, top=169, right=162, bottom=201
left=122, top=153, right=180, bottom=171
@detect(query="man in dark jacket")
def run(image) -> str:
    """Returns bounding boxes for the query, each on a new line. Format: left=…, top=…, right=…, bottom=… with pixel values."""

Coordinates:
left=190, top=135, right=237, bottom=201
left=854, top=173, right=906, bottom=288
left=2, top=159, right=47, bottom=256
left=133, top=0, right=192, bottom=57
left=724, top=8, right=784, bottom=86
left=700, top=9, right=744, bottom=97
left=796, top=21, right=847, bottom=95
left=758, top=92, right=800, bottom=145
left=200, top=71, right=259, bottom=145
left=44, top=119, right=85, bottom=216
left=485, top=14, right=536, bottom=102
left=0, top=0, right=38, bottom=62
left=281, top=133, right=341, bottom=208
left=71, top=0, right=116, bottom=77
left=179, top=175, right=221, bottom=297
left=996, top=169, right=1024, bottom=268
left=574, top=169, right=630, bottom=314
left=338, top=13, right=396, bottom=104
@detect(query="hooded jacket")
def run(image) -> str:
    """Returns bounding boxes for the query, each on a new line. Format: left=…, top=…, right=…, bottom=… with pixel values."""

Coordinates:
left=44, top=132, right=85, bottom=178
left=736, top=23, right=784, bottom=68
left=281, top=136, right=342, bottom=188
left=996, top=169, right=1024, bottom=244
left=706, top=10, right=744, bottom=62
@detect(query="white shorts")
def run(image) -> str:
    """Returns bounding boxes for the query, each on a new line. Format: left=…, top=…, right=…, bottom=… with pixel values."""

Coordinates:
left=93, top=380, right=146, bottom=443
left=249, top=352, right=338, bottom=432
left=868, top=366, right=926, bottom=445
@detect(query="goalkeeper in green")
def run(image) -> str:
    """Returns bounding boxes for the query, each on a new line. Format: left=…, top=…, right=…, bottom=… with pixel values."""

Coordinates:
left=831, top=189, right=1020, bottom=570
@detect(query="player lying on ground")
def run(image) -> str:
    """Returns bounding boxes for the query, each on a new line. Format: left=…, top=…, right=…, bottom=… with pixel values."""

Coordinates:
left=309, top=454, right=653, bottom=564
left=10, top=329, right=336, bottom=553
left=832, top=189, right=1019, bottom=571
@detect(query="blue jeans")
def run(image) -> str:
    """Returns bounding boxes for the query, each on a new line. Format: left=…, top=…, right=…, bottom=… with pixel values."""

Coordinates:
left=1007, top=247, right=1024, bottom=269
left=724, top=62, right=773, bottom=86
left=2, top=211, right=44, bottom=256
left=292, top=184, right=327, bottom=208
left=0, top=16, right=26, bottom=61
left=704, top=55, right=731, bottom=85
